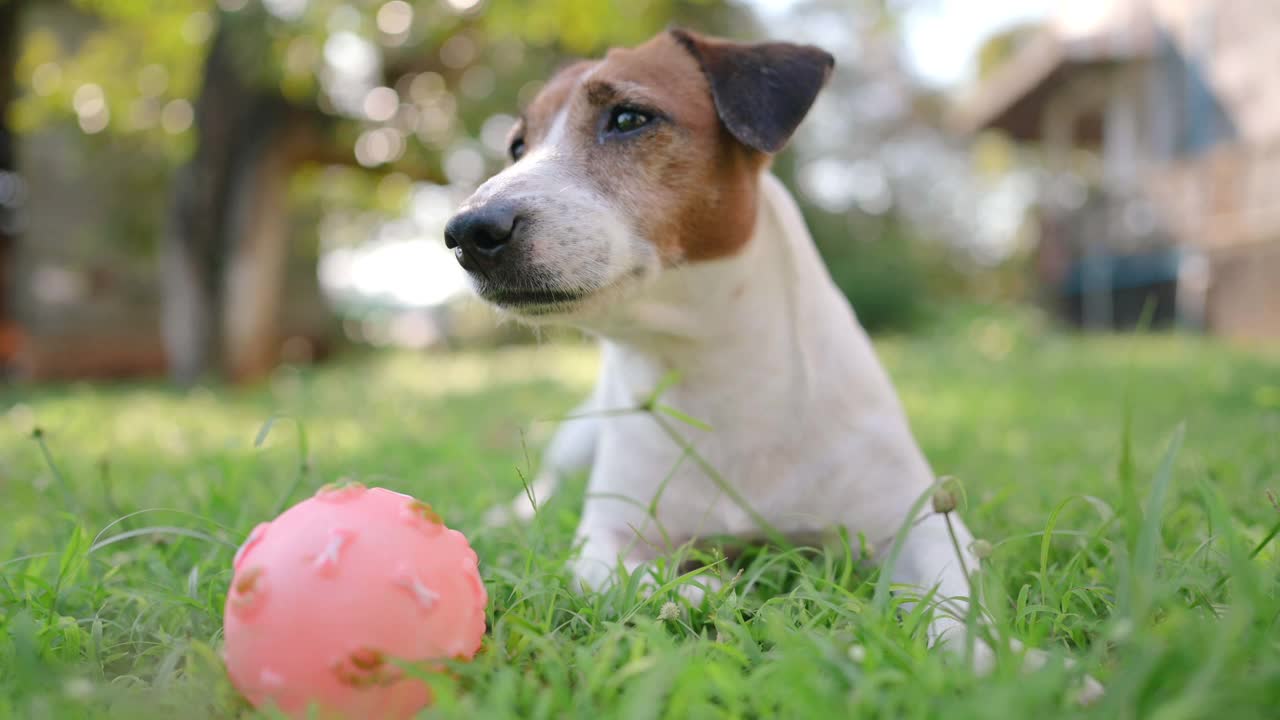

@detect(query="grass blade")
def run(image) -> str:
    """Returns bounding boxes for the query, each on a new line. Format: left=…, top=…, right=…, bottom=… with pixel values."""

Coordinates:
left=654, top=403, right=714, bottom=432
left=254, top=415, right=277, bottom=448
left=256, top=414, right=312, bottom=517
left=1038, top=496, right=1083, bottom=606
left=88, top=527, right=237, bottom=553
left=1125, top=423, right=1185, bottom=620
left=31, top=429, right=78, bottom=515
left=1118, top=296, right=1158, bottom=556
left=1117, top=394, right=1140, bottom=555
left=641, top=370, right=683, bottom=410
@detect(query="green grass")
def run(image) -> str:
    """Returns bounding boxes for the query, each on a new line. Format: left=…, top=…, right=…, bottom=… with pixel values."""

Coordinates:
left=3, top=310, right=1279, bottom=719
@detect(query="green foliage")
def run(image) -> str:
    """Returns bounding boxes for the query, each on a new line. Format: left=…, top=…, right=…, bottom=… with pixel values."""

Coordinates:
left=13, top=1, right=206, bottom=157
left=803, top=206, right=932, bottom=333
left=7, top=0, right=738, bottom=267
left=3, top=318, right=1280, bottom=717
left=483, top=0, right=717, bottom=54
left=13, top=0, right=723, bottom=147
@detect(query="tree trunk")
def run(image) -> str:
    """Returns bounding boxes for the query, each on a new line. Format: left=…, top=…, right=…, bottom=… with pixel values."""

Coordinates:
left=160, top=162, right=217, bottom=385
left=161, top=23, right=305, bottom=385
left=220, top=102, right=327, bottom=382
left=161, top=17, right=443, bottom=385
left=0, top=0, right=24, bottom=368
left=161, top=24, right=245, bottom=385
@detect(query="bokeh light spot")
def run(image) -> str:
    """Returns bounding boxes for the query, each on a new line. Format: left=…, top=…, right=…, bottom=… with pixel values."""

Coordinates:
left=376, top=1, right=413, bottom=35
left=182, top=11, right=214, bottom=45
left=392, top=103, right=420, bottom=133
left=444, top=145, right=485, bottom=187
left=72, top=83, right=105, bottom=117
left=264, top=0, right=309, bottom=22
left=161, top=99, right=195, bottom=135
left=444, top=0, right=482, bottom=13
left=354, top=128, right=405, bottom=167
left=480, top=114, right=516, bottom=156
left=415, top=105, right=453, bottom=147
left=409, top=72, right=445, bottom=104
left=363, top=86, right=399, bottom=123
left=440, top=35, right=477, bottom=69
left=0, top=171, right=27, bottom=208
left=73, top=84, right=109, bottom=134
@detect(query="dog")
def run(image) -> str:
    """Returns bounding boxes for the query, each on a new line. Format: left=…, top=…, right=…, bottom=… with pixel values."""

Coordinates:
left=444, top=28, right=1101, bottom=700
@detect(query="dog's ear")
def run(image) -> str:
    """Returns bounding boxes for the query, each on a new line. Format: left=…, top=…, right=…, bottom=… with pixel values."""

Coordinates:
left=670, top=28, right=834, bottom=154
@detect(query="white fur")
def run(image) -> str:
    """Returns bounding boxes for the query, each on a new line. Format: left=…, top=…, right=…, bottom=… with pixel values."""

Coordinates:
left=476, top=171, right=1101, bottom=701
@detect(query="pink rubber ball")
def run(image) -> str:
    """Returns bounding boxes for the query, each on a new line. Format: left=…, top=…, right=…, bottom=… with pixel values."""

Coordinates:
left=222, top=483, right=488, bottom=719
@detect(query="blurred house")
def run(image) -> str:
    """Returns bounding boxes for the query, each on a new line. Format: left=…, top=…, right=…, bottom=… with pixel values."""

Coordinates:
left=2, top=127, right=333, bottom=382
left=0, top=3, right=338, bottom=383
left=956, top=0, right=1280, bottom=340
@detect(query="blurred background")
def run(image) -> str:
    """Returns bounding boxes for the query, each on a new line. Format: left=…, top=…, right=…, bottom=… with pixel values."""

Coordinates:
left=0, top=0, right=1276, bottom=387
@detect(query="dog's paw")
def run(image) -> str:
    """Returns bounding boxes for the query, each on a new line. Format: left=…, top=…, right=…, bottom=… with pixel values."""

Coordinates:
left=567, top=555, right=721, bottom=608
left=935, top=626, right=1102, bottom=706
left=1010, top=642, right=1104, bottom=705
left=567, top=554, right=615, bottom=596
left=1075, top=673, right=1105, bottom=705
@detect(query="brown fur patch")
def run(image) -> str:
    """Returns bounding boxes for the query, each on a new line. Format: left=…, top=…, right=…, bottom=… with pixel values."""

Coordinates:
left=512, top=60, right=594, bottom=150
left=508, top=33, right=766, bottom=263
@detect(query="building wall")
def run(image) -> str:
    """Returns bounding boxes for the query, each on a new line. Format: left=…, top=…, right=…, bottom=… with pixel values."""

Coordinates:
left=10, top=126, right=335, bottom=381
left=1206, top=241, right=1280, bottom=341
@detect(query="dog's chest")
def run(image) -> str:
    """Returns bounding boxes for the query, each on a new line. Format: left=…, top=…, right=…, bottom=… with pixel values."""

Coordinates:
left=590, top=406, right=806, bottom=536
left=590, top=365, right=832, bottom=531
left=585, top=335, right=936, bottom=541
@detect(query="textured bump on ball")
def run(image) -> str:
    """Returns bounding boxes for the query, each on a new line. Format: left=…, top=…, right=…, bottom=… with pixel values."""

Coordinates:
left=222, top=484, right=488, bottom=719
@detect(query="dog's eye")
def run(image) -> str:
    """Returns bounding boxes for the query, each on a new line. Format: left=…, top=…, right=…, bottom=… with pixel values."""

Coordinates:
left=606, top=107, right=653, bottom=135
left=509, top=137, right=526, bottom=162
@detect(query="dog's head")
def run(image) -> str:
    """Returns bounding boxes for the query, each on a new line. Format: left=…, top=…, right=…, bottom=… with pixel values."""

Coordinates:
left=444, top=28, right=833, bottom=320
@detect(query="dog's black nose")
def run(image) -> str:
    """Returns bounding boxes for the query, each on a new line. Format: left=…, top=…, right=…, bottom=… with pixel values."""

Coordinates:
left=444, top=202, right=520, bottom=272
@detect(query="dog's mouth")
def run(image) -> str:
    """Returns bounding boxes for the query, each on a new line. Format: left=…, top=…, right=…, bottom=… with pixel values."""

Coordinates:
left=478, top=286, right=590, bottom=314
left=472, top=265, right=649, bottom=319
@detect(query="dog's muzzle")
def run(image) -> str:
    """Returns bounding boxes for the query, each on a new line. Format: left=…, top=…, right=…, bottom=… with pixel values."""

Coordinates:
left=443, top=201, right=587, bottom=311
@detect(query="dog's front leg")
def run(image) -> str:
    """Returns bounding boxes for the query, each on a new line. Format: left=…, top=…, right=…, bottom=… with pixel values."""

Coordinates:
left=889, top=512, right=990, bottom=662
left=569, top=510, right=716, bottom=605
left=569, top=518, right=643, bottom=593
left=890, top=512, right=1103, bottom=702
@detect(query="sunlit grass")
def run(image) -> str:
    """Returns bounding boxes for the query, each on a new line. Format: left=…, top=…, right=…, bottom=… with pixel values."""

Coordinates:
left=2, top=312, right=1279, bottom=718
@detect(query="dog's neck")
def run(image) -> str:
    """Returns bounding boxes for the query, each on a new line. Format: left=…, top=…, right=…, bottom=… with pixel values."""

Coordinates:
left=573, top=173, right=847, bottom=393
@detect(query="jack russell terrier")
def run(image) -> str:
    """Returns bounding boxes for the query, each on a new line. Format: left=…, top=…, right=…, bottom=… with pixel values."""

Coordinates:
left=444, top=28, right=1100, bottom=699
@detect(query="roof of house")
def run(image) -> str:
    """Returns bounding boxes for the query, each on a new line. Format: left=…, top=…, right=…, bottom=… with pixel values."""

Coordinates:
left=950, top=0, right=1158, bottom=139
left=953, top=0, right=1280, bottom=146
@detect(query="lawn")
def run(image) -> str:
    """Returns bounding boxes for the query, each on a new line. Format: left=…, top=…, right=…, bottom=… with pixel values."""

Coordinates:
left=2, top=309, right=1279, bottom=719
